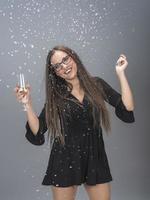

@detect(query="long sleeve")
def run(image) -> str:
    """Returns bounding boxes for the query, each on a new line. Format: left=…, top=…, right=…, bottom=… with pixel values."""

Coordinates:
left=25, top=104, right=48, bottom=145
left=94, top=76, right=135, bottom=123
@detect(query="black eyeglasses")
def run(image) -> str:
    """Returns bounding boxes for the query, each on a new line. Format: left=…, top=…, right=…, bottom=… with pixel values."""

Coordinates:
left=51, top=55, right=71, bottom=72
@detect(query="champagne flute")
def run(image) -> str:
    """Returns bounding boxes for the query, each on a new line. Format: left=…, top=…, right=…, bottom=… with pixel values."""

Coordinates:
left=18, top=73, right=28, bottom=111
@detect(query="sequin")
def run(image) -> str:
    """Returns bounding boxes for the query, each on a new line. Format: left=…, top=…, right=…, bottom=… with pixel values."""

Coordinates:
left=25, top=76, right=135, bottom=187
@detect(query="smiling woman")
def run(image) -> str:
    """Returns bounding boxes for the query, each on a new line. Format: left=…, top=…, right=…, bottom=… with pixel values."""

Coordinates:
left=51, top=55, right=72, bottom=72
left=50, top=49, right=78, bottom=81
left=15, top=45, right=135, bottom=200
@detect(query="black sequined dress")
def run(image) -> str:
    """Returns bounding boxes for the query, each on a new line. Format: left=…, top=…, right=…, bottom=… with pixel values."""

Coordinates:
left=25, top=77, right=135, bottom=187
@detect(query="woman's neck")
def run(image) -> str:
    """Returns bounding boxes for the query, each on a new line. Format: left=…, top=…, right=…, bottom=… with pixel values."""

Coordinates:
left=67, top=77, right=82, bottom=92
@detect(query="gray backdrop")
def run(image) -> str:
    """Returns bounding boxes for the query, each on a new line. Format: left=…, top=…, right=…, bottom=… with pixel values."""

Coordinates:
left=0, top=0, right=149, bottom=200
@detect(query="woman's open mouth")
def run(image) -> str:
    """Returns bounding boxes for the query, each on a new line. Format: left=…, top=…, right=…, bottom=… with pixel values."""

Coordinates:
left=64, top=68, right=72, bottom=75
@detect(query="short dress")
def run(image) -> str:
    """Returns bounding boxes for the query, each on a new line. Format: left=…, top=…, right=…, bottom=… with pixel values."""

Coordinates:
left=25, top=76, right=135, bottom=187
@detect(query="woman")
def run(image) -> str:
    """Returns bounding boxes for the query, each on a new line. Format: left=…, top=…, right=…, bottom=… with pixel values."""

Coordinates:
left=14, top=45, right=135, bottom=200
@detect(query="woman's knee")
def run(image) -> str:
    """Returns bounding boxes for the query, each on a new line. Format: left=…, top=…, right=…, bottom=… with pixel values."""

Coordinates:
left=83, top=182, right=111, bottom=200
left=51, top=185, right=78, bottom=200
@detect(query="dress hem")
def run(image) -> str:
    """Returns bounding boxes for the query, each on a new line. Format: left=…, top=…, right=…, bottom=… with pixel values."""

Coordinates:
left=41, top=178, right=113, bottom=187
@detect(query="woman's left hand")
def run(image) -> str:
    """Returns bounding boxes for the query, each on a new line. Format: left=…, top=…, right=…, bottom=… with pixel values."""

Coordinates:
left=115, top=54, right=128, bottom=74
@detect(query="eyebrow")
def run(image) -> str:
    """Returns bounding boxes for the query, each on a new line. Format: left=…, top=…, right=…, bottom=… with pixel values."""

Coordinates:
left=51, top=55, right=68, bottom=65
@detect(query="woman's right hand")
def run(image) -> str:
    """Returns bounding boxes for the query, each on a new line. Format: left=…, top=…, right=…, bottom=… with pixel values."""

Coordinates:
left=14, top=83, right=31, bottom=105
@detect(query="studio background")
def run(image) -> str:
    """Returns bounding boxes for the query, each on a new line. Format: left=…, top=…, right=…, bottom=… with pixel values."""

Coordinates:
left=0, top=0, right=149, bottom=200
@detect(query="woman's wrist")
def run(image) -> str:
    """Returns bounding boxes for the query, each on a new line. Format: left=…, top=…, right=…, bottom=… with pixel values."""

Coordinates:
left=116, top=70, right=126, bottom=78
left=24, top=100, right=33, bottom=111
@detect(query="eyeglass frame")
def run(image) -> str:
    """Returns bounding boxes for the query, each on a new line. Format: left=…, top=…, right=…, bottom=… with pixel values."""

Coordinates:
left=50, top=55, right=72, bottom=72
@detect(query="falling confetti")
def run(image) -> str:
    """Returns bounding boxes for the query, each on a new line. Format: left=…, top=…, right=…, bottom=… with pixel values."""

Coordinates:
left=0, top=2, right=138, bottom=197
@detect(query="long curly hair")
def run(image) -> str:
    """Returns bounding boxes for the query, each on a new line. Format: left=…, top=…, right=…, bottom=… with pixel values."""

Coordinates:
left=45, top=45, right=111, bottom=147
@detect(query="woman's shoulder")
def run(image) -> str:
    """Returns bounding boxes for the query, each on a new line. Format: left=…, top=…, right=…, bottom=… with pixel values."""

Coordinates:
left=92, top=76, right=112, bottom=92
left=92, top=76, right=106, bottom=85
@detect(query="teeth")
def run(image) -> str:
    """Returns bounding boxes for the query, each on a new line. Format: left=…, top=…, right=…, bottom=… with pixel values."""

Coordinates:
left=65, top=69, right=71, bottom=74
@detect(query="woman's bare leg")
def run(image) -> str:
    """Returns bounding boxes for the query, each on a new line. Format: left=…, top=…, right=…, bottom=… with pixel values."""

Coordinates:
left=51, top=185, right=78, bottom=200
left=83, top=182, right=111, bottom=200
